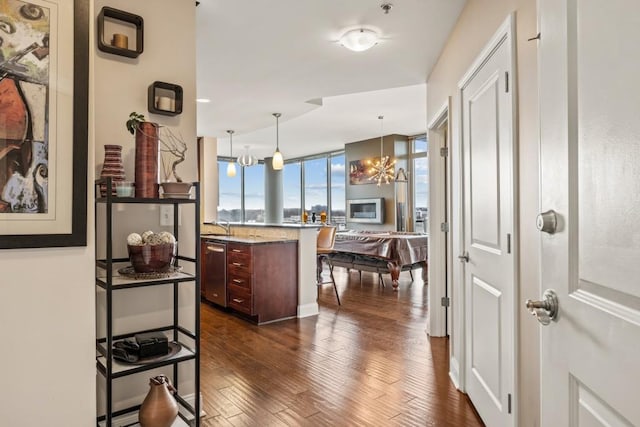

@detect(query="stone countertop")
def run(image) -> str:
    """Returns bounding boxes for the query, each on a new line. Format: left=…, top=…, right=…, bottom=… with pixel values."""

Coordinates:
left=201, top=235, right=298, bottom=245
left=203, top=222, right=323, bottom=229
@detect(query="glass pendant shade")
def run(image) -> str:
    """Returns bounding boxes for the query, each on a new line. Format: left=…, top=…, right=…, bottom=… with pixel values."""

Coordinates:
left=226, top=162, right=236, bottom=177
left=272, top=148, right=284, bottom=170
left=340, top=28, right=379, bottom=52
left=237, top=145, right=258, bottom=167
left=226, top=130, right=237, bottom=177
left=272, top=113, right=284, bottom=170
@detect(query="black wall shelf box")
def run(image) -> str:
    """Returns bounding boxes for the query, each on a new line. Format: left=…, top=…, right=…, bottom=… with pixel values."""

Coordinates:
left=97, top=7, right=144, bottom=58
left=148, top=81, right=183, bottom=116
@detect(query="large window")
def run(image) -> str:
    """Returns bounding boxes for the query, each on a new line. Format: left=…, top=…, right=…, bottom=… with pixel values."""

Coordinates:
left=412, top=136, right=428, bottom=232
left=217, top=160, right=264, bottom=223
left=217, top=160, right=241, bottom=222
left=283, top=161, right=301, bottom=223
left=330, top=153, right=346, bottom=225
left=243, top=163, right=265, bottom=223
left=304, top=157, right=327, bottom=217
left=217, top=151, right=345, bottom=224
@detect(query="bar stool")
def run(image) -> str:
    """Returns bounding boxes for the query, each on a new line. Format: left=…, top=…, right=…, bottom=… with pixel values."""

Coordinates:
left=316, top=226, right=340, bottom=305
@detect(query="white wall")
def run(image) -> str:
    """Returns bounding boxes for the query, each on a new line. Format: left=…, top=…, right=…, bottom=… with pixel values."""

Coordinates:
left=0, top=1, right=96, bottom=425
left=93, top=0, right=197, bottom=414
left=0, top=1, right=197, bottom=425
left=426, top=0, right=540, bottom=425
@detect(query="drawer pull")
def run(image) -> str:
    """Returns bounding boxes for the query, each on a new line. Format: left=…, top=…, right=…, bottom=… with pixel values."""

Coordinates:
left=206, top=246, right=225, bottom=253
left=212, top=293, right=218, bottom=297
left=232, top=279, right=243, bottom=284
left=231, top=249, right=242, bottom=253
left=232, top=298, right=244, bottom=304
left=232, top=262, right=243, bottom=267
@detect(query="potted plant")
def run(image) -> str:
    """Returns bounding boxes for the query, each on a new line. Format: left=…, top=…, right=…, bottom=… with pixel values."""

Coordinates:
left=127, top=112, right=191, bottom=198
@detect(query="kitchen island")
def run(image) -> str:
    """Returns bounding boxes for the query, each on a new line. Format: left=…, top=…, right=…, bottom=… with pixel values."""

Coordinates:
left=201, top=222, right=323, bottom=321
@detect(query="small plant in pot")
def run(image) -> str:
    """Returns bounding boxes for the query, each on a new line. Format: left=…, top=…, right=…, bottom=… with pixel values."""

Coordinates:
left=127, top=112, right=192, bottom=198
left=158, top=128, right=192, bottom=197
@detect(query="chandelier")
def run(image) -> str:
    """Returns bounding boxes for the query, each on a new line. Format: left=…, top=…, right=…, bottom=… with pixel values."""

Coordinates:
left=367, top=115, right=395, bottom=186
left=237, top=145, right=258, bottom=167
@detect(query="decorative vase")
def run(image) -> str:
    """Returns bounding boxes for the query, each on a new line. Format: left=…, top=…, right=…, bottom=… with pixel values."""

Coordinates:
left=135, top=122, right=159, bottom=198
left=99, top=144, right=125, bottom=197
left=138, top=375, right=178, bottom=427
left=311, top=212, right=316, bottom=223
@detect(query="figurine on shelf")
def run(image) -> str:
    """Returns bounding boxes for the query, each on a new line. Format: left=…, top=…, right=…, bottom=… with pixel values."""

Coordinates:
left=311, top=212, right=316, bottom=223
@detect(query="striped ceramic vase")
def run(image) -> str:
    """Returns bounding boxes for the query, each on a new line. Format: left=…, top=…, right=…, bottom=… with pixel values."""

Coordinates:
left=99, top=144, right=126, bottom=197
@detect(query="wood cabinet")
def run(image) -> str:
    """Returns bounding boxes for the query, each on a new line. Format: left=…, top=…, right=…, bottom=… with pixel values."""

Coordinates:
left=225, top=240, right=298, bottom=324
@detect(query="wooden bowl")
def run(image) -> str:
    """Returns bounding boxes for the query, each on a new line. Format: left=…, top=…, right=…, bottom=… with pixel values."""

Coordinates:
left=127, top=243, right=176, bottom=273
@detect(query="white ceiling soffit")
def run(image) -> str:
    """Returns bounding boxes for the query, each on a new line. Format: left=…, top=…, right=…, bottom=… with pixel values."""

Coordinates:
left=196, top=0, right=466, bottom=157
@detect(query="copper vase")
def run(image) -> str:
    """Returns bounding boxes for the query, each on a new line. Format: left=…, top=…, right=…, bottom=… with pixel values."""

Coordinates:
left=99, top=144, right=125, bottom=197
left=135, top=122, right=159, bottom=198
left=138, top=375, right=178, bottom=427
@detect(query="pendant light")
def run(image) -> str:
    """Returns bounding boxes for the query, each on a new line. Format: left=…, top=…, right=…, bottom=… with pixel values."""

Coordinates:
left=367, top=115, right=395, bottom=186
left=226, top=130, right=236, bottom=177
left=237, top=145, right=258, bottom=167
left=272, top=113, right=284, bottom=170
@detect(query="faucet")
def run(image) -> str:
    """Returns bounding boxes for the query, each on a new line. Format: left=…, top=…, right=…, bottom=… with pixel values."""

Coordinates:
left=211, top=219, right=231, bottom=236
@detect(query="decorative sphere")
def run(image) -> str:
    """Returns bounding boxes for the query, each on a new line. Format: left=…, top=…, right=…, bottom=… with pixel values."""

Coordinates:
left=159, top=231, right=176, bottom=244
left=141, top=230, right=154, bottom=243
left=146, top=233, right=163, bottom=245
left=127, top=233, right=143, bottom=246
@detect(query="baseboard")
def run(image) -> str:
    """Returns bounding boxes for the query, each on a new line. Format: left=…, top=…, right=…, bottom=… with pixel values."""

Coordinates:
left=99, top=392, right=204, bottom=427
left=449, top=357, right=461, bottom=390
left=297, top=302, right=319, bottom=318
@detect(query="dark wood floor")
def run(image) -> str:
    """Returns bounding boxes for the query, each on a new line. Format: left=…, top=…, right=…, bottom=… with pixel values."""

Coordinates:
left=199, top=267, right=484, bottom=426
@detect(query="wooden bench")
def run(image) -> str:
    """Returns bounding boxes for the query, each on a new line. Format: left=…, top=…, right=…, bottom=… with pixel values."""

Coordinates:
left=326, top=252, right=425, bottom=287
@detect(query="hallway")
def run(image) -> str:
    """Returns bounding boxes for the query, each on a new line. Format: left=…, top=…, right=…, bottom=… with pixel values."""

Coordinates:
left=200, top=267, right=484, bottom=426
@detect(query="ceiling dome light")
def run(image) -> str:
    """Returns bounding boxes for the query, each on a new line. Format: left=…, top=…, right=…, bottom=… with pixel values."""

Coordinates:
left=340, top=28, right=379, bottom=52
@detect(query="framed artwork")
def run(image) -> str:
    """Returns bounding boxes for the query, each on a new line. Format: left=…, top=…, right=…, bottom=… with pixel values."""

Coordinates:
left=349, top=159, right=374, bottom=185
left=0, top=0, right=88, bottom=249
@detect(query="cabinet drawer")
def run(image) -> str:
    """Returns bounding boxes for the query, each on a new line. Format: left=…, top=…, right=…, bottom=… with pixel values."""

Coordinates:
left=227, top=245, right=252, bottom=266
left=228, top=286, right=252, bottom=315
left=227, top=271, right=252, bottom=290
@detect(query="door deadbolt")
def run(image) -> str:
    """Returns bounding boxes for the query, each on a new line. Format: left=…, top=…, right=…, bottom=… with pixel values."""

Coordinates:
left=536, top=210, right=557, bottom=234
left=525, top=289, right=558, bottom=325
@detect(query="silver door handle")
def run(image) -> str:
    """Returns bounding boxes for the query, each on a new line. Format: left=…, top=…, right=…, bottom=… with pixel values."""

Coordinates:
left=536, top=210, right=558, bottom=234
left=458, top=252, right=469, bottom=263
left=206, top=246, right=225, bottom=253
left=525, top=289, right=558, bottom=325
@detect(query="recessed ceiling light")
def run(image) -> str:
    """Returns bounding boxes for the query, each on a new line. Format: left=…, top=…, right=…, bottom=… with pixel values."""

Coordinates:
left=196, top=98, right=211, bottom=103
left=340, top=28, right=379, bottom=52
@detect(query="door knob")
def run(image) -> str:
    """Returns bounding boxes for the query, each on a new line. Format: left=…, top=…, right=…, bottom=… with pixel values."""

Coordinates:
left=536, top=210, right=557, bottom=234
left=525, top=289, right=558, bottom=325
left=458, top=252, right=469, bottom=263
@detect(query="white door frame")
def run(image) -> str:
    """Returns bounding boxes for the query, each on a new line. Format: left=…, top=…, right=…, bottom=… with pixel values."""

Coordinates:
left=427, top=99, right=452, bottom=339
left=453, top=13, right=519, bottom=422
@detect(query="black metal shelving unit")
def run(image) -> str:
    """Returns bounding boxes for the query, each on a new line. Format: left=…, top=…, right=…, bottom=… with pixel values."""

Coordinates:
left=95, top=178, right=201, bottom=427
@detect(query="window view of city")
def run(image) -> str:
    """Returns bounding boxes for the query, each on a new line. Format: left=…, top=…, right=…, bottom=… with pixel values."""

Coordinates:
left=217, top=140, right=425, bottom=231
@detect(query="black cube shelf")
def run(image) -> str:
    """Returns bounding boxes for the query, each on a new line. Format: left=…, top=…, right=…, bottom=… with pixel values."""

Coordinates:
left=97, top=6, right=144, bottom=58
left=148, top=81, right=183, bottom=116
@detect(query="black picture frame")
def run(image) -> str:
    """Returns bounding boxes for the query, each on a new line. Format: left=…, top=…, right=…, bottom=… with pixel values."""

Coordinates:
left=0, top=0, right=89, bottom=249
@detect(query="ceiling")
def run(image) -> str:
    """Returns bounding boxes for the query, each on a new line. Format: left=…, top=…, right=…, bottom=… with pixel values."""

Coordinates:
left=195, top=0, right=466, bottom=160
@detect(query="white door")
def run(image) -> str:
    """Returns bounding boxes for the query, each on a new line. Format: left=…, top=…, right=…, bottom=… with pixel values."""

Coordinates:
left=538, top=0, right=640, bottom=425
left=459, top=16, right=516, bottom=427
